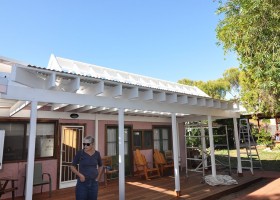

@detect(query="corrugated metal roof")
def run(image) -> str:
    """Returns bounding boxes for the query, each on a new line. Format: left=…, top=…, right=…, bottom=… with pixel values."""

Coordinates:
left=43, top=54, right=210, bottom=98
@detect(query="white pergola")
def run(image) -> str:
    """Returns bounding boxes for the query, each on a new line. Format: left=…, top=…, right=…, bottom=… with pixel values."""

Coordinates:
left=0, top=55, right=242, bottom=199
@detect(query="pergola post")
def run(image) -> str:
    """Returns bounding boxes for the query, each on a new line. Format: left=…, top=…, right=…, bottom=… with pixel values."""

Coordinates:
left=118, top=108, right=125, bottom=200
left=201, top=127, right=208, bottom=171
left=207, top=115, right=216, bottom=178
left=25, top=101, right=38, bottom=200
left=95, top=114, right=99, bottom=150
left=233, top=117, right=242, bottom=175
left=171, top=113, right=181, bottom=196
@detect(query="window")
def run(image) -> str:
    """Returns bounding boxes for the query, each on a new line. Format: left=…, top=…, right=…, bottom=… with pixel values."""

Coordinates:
left=153, top=127, right=172, bottom=152
left=27, top=123, right=55, bottom=158
left=132, top=130, right=153, bottom=150
left=105, top=126, right=131, bottom=176
left=106, top=126, right=129, bottom=156
left=0, top=121, right=57, bottom=162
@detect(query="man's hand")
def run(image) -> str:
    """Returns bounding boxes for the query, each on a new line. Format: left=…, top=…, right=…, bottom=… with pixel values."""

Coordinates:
left=79, top=174, right=86, bottom=182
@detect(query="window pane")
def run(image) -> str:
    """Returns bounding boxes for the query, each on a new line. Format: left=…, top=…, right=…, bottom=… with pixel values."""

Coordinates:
left=153, top=129, right=160, bottom=140
left=154, top=141, right=160, bottom=150
left=107, top=128, right=117, bottom=156
left=107, top=143, right=116, bottom=156
left=0, top=123, right=25, bottom=161
left=125, top=142, right=128, bottom=155
left=27, top=123, right=55, bottom=158
left=124, top=128, right=128, bottom=155
left=107, top=128, right=117, bottom=142
left=133, top=131, right=142, bottom=148
left=162, top=129, right=168, bottom=139
left=143, top=131, right=152, bottom=149
left=163, top=140, right=168, bottom=151
left=124, top=129, right=128, bottom=141
left=153, top=129, right=160, bottom=150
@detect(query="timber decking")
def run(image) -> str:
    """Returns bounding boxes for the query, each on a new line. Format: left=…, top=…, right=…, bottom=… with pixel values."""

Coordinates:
left=4, top=171, right=262, bottom=200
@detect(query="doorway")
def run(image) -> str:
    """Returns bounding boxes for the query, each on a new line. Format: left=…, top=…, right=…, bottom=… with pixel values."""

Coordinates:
left=59, top=126, right=84, bottom=189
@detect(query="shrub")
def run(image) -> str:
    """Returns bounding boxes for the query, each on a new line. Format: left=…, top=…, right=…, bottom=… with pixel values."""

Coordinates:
left=253, top=128, right=273, bottom=146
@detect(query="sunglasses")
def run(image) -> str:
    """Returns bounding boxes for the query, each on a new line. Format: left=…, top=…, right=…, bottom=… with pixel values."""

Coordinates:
left=83, top=143, right=92, bottom=146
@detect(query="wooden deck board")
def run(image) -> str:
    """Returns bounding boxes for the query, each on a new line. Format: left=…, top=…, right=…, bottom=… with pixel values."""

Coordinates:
left=4, top=171, right=262, bottom=200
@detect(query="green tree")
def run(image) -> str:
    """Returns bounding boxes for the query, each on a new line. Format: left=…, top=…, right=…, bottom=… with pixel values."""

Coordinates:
left=216, top=0, right=280, bottom=116
left=223, top=67, right=240, bottom=101
left=178, top=78, right=229, bottom=100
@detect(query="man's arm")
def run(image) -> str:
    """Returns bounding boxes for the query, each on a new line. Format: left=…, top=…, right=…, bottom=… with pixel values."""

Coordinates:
left=70, top=165, right=85, bottom=182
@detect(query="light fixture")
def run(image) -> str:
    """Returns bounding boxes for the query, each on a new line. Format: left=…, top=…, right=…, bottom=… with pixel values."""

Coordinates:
left=70, top=113, right=79, bottom=119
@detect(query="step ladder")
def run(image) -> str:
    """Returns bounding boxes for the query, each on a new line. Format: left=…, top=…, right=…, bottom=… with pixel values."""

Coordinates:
left=239, top=119, right=262, bottom=174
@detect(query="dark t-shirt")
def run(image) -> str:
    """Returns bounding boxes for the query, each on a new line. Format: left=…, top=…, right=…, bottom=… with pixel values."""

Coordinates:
left=72, top=150, right=102, bottom=179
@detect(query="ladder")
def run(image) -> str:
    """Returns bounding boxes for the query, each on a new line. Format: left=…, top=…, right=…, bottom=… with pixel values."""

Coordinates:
left=239, top=118, right=262, bottom=174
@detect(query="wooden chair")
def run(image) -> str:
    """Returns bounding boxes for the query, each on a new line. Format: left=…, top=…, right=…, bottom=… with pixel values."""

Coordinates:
left=134, top=149, right=160, bottom=180
left=102, top=156, right=118, bottom=187
left=154, top=149, right=174, bottom=176
left=23, top=163, right=52, bottom=197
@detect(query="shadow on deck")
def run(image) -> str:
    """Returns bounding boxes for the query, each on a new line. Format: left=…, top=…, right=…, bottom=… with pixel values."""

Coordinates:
left=4, top=171, right=263, bottom=200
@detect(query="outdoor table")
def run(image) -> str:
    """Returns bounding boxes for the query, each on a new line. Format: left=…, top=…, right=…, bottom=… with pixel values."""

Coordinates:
left=0, top=178, right=18, bottom=200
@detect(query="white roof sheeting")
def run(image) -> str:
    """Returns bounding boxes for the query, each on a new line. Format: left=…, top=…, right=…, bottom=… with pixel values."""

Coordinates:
left=45, top=54, right=210, bottom=98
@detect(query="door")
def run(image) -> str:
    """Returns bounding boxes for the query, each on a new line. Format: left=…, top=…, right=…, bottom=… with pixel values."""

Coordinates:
left=106, top=126, right=131, bottom=176
left=59, top=126, right=84, bottom=189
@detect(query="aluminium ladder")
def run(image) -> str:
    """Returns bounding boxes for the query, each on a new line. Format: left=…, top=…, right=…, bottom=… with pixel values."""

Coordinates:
left=185, top=125, right=231, bottom=182
left=239, top=119, right=262, bottom=174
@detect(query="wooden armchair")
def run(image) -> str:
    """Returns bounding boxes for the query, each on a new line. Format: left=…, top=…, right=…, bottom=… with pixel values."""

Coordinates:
left=134, top=149, right=160, bottom=180
left=23, top=163, right=52, bottom=197
left=102, top=156, right=118, bottom=187
left=154, top=149, right=174, bottom=176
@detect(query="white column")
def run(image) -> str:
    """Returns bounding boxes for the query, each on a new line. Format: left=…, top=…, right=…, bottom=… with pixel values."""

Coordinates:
left=233, top=117, right=242, bottom=174
left=207, top=115, right=216, bottom=178
left=171, top=113, right=180, bottom=195
left=176, top=123, right=180, bottom=160
left=118, top=108, right=125, bottom=200
left=200, top=127, right=208, bottom=170
left=176, top=123, right=182, bottom=171
left=25, top=101, right=38, bottom=200
left=184, top=125, right=188, bottom=175
left=95, top=115, right=99, bottom=150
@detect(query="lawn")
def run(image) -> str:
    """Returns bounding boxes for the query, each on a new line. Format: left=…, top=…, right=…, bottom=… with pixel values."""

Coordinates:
left=215, top=146, right=280, bottom=172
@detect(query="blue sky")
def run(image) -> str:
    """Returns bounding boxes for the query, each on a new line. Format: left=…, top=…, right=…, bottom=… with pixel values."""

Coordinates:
left=0, top=0, right=239, bottom=82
